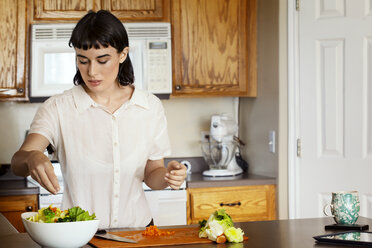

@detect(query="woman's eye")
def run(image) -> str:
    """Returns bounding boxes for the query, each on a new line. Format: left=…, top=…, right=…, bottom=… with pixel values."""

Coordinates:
left=79, top=60, right=88, bottom=65
left=98, top=60, right=108, bottom=64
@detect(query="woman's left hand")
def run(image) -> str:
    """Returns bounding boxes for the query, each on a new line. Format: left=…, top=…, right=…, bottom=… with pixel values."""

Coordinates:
left=165, top=160, right=187, bottom=190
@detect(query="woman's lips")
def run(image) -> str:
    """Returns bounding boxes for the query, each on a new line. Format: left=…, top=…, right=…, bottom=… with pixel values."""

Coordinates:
left=88, top=80, right=101, bottom=86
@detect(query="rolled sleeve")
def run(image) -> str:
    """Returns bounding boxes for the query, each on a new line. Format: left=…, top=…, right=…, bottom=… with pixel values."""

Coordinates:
left=29, top=98, right=59, bottom=151
left=148, top=102, right=171, bottom=160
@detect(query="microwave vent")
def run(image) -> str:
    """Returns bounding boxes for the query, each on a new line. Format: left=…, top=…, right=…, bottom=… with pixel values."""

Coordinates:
left=32, top=23, right=170, bottom=40
left=32, top=25, right=74, bottom=41
left=125, top=23, right=171, bottom=39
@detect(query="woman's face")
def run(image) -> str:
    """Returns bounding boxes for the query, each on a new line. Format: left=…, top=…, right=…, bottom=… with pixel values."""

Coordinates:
left=75, top=45, right=128, bottom=94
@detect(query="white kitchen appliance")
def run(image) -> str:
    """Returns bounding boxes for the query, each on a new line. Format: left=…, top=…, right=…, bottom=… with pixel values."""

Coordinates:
left=30, top=22, right=172, bottom=100
left=201, top=114, right=243, bottom=177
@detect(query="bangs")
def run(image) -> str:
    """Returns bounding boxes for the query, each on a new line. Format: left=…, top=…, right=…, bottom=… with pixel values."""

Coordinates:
left=68, top=10, right=127, bottom=52
left=70, top=29, right=110, bottom=50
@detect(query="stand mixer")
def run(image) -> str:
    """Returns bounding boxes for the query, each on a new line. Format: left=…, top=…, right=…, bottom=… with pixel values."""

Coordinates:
left=201, top=114, right=244, bottom=177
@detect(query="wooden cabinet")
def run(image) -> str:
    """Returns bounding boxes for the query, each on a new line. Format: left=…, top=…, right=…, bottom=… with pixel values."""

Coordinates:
left=187, top=185, right=276, bottom=224
left=101, top=0, right=170, bottom=21
left=171, top=0, right=257, bottom=97
left=31, top=0, right=170, bottom=22
left=0, top=0, right=28, bottom=101
left=0, top=194, right=38, bottom=232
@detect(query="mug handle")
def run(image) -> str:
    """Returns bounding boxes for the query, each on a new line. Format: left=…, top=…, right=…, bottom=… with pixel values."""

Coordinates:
left=323, top=204, right=333, bottom=217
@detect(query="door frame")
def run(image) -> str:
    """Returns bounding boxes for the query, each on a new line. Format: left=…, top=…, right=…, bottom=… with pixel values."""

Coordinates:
left=287, top=0, right=300, bottom=219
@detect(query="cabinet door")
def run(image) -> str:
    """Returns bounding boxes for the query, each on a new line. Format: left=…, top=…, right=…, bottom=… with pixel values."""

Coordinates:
left=101, top=0, right=170, bottom=22
left=33, top=0, right=98, bottom=21
left=187, top=185, right=276, bottom=224
left=0, top=195, right=38, bottom=233
left=0, top=0, right=27, bottom=100
left=171, top=0, right=257, bottom=97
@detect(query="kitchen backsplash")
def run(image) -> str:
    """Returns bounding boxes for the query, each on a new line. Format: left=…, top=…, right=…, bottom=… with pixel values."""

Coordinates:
left=0, top=97, right=238, bottom=163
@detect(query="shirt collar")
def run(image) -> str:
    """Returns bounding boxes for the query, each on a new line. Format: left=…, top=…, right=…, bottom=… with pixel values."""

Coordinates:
left=72, top=85, right=95, bottom=113
left=72, top=85, right=150, bottom=113
left=128, top=87, right=150, bottom=110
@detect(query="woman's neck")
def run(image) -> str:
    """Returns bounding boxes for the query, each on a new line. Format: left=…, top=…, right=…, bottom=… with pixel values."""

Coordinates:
left=83, top=83, right=134, bottom=114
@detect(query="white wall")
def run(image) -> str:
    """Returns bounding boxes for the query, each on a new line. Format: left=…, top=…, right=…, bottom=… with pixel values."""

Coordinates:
left=0, top=98, right=236, bottom=163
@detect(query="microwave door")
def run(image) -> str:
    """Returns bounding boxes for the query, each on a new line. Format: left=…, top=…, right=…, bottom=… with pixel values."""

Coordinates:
left=128, top=40, right=144, bottom=91
left=31, top=41, right=76, bottom=98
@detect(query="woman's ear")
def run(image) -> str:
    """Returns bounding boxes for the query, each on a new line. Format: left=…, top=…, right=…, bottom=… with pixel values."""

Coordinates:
left=119, top=47, right=129, bottom=63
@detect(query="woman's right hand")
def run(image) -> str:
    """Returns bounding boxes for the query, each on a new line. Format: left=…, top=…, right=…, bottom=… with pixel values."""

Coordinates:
left=11, top=133, right=60, bottom=195
left=27, top=150, right=60, bottom=195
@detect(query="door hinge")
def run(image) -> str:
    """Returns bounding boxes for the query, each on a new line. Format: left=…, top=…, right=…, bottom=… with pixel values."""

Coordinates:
left=296, top=138, right=301, bottom=157
left=296, top=0, right=299, bottom=11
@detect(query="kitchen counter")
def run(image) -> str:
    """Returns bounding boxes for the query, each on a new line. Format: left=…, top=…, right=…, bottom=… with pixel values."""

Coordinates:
left=0, top=180, right=39, bottom=196
left=0, top=165, right=39, bottom=196
left=186, top=172, right=276, bottom=188
left=2, top=215, right=372, bottom=247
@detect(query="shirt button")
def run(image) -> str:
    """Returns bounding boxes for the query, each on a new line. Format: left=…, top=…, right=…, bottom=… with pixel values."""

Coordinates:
left=114, top=142, right=118, bottom=146
left=115, top=194, right=119, bottom=198
left=114, top=219, right=117, bottom=222
left=115, top=169, right=119, bottom=173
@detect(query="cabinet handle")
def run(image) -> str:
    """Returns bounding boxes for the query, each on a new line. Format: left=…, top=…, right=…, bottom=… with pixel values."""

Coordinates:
left=220, top=201, right=241, bottom=207
left=175, top=85, right=181, bottom=90
left=26, top=206, right=33, bottom=211
left=17, top=87, right=24, bottom=93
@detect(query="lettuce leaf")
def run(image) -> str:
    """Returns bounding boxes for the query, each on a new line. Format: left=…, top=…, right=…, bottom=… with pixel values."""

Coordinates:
left=68, top=206, right=96, bottom=221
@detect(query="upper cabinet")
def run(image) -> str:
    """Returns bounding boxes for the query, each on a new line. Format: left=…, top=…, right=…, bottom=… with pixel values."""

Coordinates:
left=0, top=0, right=28, bottom=100
left=0, top=0, right=256, bottom=101
left=101, top=0, right=170, bottom=21
left=31, top=0, right=170, bottom=22
left=171, top=0, right=257, bottom=97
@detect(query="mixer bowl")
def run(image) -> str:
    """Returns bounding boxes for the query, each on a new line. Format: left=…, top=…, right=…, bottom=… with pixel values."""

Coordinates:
left=201, top=140, right=238, bottom=170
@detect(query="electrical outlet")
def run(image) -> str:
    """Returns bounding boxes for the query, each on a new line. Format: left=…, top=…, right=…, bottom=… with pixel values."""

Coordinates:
left=269, top=130, right=276, bottom=153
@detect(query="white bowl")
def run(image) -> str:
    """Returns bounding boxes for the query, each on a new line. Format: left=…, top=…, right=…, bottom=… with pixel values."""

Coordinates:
left=21, top=212, right=100, bottom=248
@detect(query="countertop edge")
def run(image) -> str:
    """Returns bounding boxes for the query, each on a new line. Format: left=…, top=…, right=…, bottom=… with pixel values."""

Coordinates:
left=186, top=173, right=277, bottom=188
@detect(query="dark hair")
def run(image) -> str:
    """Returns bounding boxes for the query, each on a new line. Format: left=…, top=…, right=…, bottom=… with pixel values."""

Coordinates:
left=69, top=10, right=134, bottom=86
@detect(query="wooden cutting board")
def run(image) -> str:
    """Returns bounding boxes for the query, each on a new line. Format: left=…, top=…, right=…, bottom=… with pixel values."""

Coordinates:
left=88, top=227, right=213, bottom=247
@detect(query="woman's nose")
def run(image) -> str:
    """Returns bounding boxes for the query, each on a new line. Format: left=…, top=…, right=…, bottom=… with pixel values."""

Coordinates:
left=88, top=62, right=98, bottom=77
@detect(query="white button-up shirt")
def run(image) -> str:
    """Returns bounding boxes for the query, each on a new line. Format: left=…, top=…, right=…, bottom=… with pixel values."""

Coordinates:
left=29, top=85, right=171, bottom=228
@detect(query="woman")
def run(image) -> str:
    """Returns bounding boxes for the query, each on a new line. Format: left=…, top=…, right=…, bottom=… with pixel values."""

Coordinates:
left=11, top=10, right=186, bottom=228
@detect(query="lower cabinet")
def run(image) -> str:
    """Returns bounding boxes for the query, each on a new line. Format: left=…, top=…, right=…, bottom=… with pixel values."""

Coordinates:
left=187, top=185, right=276, bottom=224
left=0, top=194, right=38, bottom=232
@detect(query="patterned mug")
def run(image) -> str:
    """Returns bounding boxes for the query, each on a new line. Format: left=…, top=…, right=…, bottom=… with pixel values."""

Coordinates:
left=323, top=191, right=360, bottom=224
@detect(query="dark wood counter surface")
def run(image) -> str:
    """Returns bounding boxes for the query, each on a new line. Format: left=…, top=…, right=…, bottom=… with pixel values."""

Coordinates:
left=3, top=216, right=372, bottom=248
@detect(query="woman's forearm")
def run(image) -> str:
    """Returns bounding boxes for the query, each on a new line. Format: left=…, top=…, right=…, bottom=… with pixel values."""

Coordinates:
left=144, top=166, right=168, bottom=190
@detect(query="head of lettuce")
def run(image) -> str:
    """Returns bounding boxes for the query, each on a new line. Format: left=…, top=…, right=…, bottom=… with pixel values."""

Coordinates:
left=198, top=209, right=244, bottom=243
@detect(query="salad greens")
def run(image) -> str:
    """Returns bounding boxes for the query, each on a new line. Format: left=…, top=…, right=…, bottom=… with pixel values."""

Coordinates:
left=27, top=205, right=96, bottom=223
left=199, top=209, right=244, bottom=243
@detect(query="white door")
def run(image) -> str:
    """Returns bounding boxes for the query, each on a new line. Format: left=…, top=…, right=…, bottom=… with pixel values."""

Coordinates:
left=289, top=0, right=372, bottom=219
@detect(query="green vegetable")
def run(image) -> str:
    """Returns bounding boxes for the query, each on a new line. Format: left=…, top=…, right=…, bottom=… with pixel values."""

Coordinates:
left=213, top=209, right=234, bottom=230
left=27, top=205, right=96, bottom=223
left=224, top=227, right=244, bottom=243
left=198, top=209, right=244, bottom=243
left=56, top=206, right=96, bottom=222
left=42, top=207, right=56, bottom=223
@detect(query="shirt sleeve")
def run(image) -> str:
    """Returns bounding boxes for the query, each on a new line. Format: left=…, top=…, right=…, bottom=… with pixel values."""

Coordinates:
left=148, top=99, right=171, bottom=160
left=28, top=98, right=59, bottom=154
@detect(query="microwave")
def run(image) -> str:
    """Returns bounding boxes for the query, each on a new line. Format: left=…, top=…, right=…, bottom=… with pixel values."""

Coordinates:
left=30, top=22, right=172, bottom=101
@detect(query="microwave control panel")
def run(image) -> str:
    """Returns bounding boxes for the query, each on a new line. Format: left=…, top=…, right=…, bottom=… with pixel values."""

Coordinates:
left=146, top=41, right=172, bottom=94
